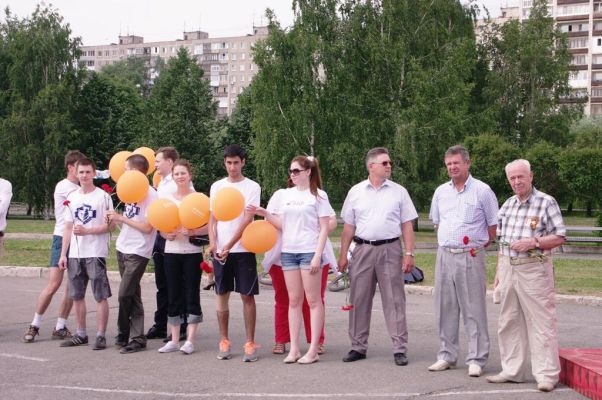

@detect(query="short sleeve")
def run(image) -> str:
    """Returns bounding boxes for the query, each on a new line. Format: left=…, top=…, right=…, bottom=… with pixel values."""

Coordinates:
left=399, top=187, right=418, bottom=223
left=340, top=190, right=355, bottom=226
left=247, top=182, right=261, bottom=207
left=429, top=189, right=440, bottom=225
left=482, top=187, right=499, bottom=227
left=316, top=191, right=335, bottom=218
left=266, top=189, right=283, bottom=214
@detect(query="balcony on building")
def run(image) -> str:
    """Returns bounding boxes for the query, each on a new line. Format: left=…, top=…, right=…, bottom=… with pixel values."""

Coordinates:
left=119, top=35, right=144, bottom=45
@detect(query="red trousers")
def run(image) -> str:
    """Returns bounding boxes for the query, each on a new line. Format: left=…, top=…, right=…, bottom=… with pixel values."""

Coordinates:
left=269, top=264, right=329, bottom=344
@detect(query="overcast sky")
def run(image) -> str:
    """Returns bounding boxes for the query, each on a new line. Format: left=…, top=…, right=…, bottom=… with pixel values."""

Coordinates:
left=3, top=0, right=512, bottom=46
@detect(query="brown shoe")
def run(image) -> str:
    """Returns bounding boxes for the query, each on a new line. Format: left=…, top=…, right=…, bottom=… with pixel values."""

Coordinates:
left=51, top=327, right=73, bottom=340
left=23, top=325, right=39, bottom=343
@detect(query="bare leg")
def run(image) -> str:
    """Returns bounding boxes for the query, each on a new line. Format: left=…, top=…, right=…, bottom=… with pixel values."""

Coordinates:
left=301, top=269, right=324, bottom=358
left=240, top=294, right=256, bottom=342
left=35, top=268, right=65, bottom=315
left=283, top=270, right=304, bottom=358
left=216, top=292, right=231, bottom=341
left=96, top=299, right=109, bottom=333
left=73, top=299, right=87, bottom=333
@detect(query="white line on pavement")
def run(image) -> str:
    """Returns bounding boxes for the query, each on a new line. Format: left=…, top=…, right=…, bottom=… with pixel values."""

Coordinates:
left=10, top=384, right=573, bottom=398
left=0, top=353, right=48, bottom=362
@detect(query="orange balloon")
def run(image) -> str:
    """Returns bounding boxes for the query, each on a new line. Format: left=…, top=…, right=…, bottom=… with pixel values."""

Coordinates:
left=109, top=151, right=132, bottom=182
left=147, top=198, right=180, bottom=232
left=241, top=220, right=278, bottom=253
left=152, top=171, right=161, bottom=188
left=212, top=187, right=245, bottom=221
left=179, top=192, right=210, bottom=229
left=116, top=170, right=149, bottom=203
left=133, top=146, right=156, bottom=175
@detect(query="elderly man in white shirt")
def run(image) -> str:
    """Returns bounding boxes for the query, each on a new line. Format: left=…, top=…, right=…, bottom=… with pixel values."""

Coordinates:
left=0, top=176, right=12, bottom=258
left=428, top=145, right=498, bottom=378
left=338, top=147, right=417, bottom=366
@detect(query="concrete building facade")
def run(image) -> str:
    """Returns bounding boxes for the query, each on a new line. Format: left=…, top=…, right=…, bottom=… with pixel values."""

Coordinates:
left=79, top=26, right=269, bottom=116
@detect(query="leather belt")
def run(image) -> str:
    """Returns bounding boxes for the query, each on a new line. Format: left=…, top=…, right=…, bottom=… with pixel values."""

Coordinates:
left=353, top=236, right=398, bottom=246
left=442, top=247, right=473, bottom=254
left=510, top=256, right=546, bottom=266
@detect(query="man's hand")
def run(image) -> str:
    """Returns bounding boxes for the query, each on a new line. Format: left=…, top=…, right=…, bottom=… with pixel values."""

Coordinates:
left=337, top=256, right=348, bottom=273
left=73, top=225, right=88, bottom=236
left=58, top=256, right=68, bottom=270
left=402, top=255, right=414, bottom=273
left=107, top=210, right=122, bottom=224
left=510, top=238, right=536, bottom=253
left=163, top=232, right=177, bottom=241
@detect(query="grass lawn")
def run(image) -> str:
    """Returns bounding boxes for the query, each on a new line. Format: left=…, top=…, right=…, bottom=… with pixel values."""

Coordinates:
left=5, top=218, right=55, bottom=234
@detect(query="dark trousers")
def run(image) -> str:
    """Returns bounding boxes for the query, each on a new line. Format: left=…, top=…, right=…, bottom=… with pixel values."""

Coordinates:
left=152, top=235, right=188, bottom=330
left=164, top=252, right=203, bottom=325
left=117, top=251, right=149, bottom=341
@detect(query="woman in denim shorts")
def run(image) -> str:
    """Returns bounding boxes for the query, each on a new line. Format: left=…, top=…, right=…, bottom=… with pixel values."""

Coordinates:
left=250, top=155, right=335, bottom=364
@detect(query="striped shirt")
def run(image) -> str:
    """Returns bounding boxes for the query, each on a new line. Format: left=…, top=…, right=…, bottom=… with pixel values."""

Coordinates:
left=430, top=175, right=498, bottom=248
left=497, top=188, right=566, bottom=258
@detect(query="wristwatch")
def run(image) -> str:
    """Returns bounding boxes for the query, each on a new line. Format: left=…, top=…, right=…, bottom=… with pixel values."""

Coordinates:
left=405, top=252, right=414, bottom=257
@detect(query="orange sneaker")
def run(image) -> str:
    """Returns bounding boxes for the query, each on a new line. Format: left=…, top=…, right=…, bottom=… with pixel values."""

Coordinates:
left=217, top=339, right=231, bottom=360
left=242, top=341, right=259, bottom=362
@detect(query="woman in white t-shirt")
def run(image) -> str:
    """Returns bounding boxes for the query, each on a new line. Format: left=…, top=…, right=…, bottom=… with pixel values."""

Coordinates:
left=157, top=160, right=208, bottom=355
left=250, top=156, right=335, bottom=364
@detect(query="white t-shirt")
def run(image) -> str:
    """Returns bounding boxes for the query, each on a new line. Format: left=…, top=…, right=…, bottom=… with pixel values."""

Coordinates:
left=116, top=188, right=158, bottom=259
left=64, top=187, right=113, bottom=258
left=53, top=179, right=80, bottom=237
left=262, top=189, right=337, bottom=271
left=276, top=187, right=335, bottom=253
left=0, top=178, right=13, bottom=232
left=157, top=173, right=194, bottom=199
left=164, top=193, right=203, bottom=255
left=209, top=177, right=260, bottom=253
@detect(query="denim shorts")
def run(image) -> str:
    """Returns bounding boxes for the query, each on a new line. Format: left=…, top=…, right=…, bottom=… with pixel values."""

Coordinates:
left=49, top=235, right=63, bottom=267
left=281, top=252, right=319, bottom=270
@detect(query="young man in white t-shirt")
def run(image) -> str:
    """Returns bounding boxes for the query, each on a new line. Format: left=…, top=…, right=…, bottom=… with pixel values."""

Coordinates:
left=209, top=144, right=261, bottom=362
left=58, top=158, right=115, bottom=350
left=108, top=154, right=157, bottom=353
left=23, top=150, right=84, bottom=343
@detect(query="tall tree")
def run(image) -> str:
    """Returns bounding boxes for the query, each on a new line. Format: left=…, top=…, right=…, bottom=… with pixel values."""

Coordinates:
left=478, top=0, right=582, bottom=147
left=144, top=48, right=217, bottom=191
left=0, top=5, right=83, bottom=215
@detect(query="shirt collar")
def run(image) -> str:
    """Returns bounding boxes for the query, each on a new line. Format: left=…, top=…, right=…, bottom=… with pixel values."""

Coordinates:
left=364, top=178, right=391, bottom=190
left=510, top=187, right=538, bottom=205
left=447, top=174, right=473, bottom=193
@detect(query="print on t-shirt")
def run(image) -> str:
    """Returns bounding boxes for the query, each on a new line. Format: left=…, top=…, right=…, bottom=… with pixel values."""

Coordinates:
left=124, top=203, right=140, bottom=219
left=74, top=204, right=97, bottom=224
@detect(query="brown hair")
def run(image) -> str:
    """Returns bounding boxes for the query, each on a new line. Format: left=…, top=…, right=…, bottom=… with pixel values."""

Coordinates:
left=445, top=145, right=470, bottom=162
left=172, top=159, right=192, bottom=176
left=64, top=150, right=85, bottom=170
left=156, top=146, right=179, bottom=162
left=75, top=157, right=96, bottom=171
left=288, top=155, right=323, bottom=197
left=126, top=154, right=150, bottom=174
left=365, top=147, right=389, bottom=170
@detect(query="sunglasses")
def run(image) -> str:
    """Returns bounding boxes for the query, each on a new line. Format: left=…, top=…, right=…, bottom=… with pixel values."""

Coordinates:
left=371, top=161, right=392, bottom=167
left=288, top=168, right=306, bottom=176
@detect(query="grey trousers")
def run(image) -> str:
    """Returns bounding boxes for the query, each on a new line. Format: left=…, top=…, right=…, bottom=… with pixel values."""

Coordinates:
left=434, top=247, right=489, bottom=366
left=348, top=240, right=408, bottom=354
left=117, top=251, right=149, bottom=340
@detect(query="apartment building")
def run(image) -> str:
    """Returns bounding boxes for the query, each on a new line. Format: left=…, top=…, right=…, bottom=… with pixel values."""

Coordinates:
left=486, top=0, right=602, bottom=116
left=79, top=26, right=269, bottom=116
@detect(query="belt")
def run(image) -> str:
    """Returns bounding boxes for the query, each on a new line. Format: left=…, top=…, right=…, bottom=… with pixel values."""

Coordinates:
left=509, top=256, right=547, bottom=266
left=442, top=247, right=473, bottom=254
left=353, top=236, right=398, bottom=246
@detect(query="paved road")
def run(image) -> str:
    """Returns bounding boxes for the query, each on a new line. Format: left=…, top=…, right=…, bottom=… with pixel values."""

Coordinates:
left=1, top=276, right=599, bottom=399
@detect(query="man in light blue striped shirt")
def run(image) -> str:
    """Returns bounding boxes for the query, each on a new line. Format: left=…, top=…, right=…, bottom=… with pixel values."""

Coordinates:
left=428, top=145, right=498, bottom=378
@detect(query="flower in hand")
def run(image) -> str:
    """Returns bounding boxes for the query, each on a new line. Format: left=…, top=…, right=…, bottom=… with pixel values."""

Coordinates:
left=463, top=236, right=469, bottom=245
left=101, top=183, right=113, bottom=194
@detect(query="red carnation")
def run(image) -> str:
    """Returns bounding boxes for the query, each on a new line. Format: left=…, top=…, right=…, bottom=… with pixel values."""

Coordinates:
left=463, top=236, right=470, bottom=245
left=470, top=248, right=477, bottom=257
left=200, top=261, right=213, bottom=273
left=101, top=184, right=113, bottom=194
left=63, top=200, right=70, bottom=206
left=341, top=304, right=354, bottom=311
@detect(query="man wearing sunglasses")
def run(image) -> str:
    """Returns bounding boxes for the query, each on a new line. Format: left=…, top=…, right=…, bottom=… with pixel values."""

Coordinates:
left=428, top=145, right=498, bottom=378
left=338, top=147, right=417, bottom=366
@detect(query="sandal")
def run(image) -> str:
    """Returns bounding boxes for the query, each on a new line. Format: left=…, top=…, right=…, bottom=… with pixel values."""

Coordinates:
left=273, top=342, right=286, bottom=354
left=318, top=344, right=325, bottom=355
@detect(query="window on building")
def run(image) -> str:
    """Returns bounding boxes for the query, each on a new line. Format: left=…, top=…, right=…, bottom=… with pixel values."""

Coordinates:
left=232, top=54, right=237, bottom=61
left=593, top=71, right=602, bottom=82
left=591, top=104, right=602, bottom=116
left=231, top=64, right=236, bottom=71
left=593, top=54, right=602, bottom=64
left=557, top=5, right=590, bottom=16
left=250, top=64, right=254, bottom=71
left=87, top=60, right=95, bottom=66
left=241, top=53, right=246, bottom=60
left=572, top=54, right=587, bottom=65
left=569, top=37, right=589, bottom=48
left=591, top=88, right=602, bottom=97
left=570, top=70, right=589, bottom=80
left=105, top=50, right=110, bottom=56
left=240, top=64, right=245, bottom=71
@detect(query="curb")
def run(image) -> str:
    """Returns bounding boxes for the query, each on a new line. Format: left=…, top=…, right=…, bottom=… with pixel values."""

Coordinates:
left=2, top=265, right=600, bottom=307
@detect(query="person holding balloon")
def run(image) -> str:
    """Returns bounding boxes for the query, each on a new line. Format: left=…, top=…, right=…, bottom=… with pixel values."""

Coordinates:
left=208, top=144, right=261, bottom=362
left=154, top=159, right=207, bottom=355
left=107, top=154, right=157, bottom=353
left=249, top=155, right=335, bottom=364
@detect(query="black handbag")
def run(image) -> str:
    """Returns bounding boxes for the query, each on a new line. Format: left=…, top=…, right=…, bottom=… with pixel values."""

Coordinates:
left=189, top=235, right=210, bottom=247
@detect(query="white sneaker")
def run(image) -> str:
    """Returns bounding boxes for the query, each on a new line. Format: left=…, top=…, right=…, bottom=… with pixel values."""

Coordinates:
left=428, top=359, right=456, bottom=371
left=468, top=363, right=483, bottom=377
left=537, top=382, right=555, bottom=392
left=158, top=341, right=179, bottom=353
left=180, top=341, right=194, bottom=355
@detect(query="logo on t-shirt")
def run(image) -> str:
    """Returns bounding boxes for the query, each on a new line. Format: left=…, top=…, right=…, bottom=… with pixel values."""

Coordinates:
left=75, top=204, right=97, bottom=224
left=124, top=204, right=140, bottom=219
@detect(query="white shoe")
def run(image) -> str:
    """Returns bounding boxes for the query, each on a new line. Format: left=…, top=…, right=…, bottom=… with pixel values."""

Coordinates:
left=537, top=382, right=555, bottom=392
left=486, top=373, right=510, bottom=383
left=158, top=341, right=179, bottom=353
left=180, top=341, right=194, bottom=355
left=468, top=363, right=482, bottom=377
left=428, top=360, right=456, bottom=371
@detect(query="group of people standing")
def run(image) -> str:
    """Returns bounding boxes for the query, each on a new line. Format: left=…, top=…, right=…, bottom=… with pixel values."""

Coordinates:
left=15, top=143, right=566, bottom=392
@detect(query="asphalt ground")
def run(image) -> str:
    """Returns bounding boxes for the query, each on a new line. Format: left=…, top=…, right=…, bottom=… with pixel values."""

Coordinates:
left=0, top=275, right=599, bottom=400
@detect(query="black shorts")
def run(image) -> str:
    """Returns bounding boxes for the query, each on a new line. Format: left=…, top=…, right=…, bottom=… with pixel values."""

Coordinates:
left=213, top=252, right=258, bottom=296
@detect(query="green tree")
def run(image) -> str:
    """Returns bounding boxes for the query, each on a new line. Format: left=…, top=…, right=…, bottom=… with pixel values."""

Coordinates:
left=570, top=117, right=602, bottom=149
left=558, top=148, right=602, bottom=216
left=525, top=141, right=568, bottom=206
left=144, top=48, right=217, bottom=191
left=478, top=0, right=582, bottom=147
left=100, top=56, right=152, bottom=97
left=0, top=5, right=83, bottom=215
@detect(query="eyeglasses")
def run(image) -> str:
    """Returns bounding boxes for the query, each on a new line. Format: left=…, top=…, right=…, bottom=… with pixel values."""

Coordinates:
left=289, top=168, right=306, bottom=176
left=370, top=161, right=392, bottom=167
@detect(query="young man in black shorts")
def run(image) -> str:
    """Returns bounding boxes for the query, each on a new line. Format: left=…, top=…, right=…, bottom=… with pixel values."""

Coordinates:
left=208, top=145, right=261, bottom=362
